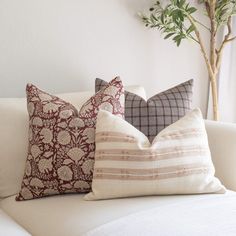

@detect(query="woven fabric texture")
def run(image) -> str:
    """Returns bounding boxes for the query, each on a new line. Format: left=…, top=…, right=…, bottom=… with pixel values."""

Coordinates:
left=85, top=109, right=225, bottom=201
left=95, top=78, right=193, bottom=142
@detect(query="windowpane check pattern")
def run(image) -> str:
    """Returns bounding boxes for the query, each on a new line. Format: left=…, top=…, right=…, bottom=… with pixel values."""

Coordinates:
left=95, top=78, right=193, bottom=142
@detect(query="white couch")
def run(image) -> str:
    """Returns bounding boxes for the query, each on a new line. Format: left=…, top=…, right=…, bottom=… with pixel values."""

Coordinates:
left=0, top=86, right=236, bottom=236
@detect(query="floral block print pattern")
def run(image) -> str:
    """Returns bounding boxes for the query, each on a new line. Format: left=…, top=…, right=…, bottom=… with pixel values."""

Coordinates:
left=16, top=77, right=124, bottom=200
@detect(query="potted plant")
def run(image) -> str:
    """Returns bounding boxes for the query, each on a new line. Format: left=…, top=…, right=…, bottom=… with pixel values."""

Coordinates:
left=140, top=0, right=236, bottom=120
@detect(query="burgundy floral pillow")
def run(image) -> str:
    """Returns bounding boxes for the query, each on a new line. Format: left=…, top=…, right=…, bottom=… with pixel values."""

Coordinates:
left=16, top=77, right=124, bottom=200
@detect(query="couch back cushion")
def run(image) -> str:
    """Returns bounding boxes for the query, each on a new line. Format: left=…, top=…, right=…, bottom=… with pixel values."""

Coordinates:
left=0, top=85, right=146, bottom=199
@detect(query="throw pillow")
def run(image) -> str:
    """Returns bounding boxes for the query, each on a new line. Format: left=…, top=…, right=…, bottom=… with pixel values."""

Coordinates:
left=95, top=78, right=193, bottom=142
left=85, top=109, right=225, bottom=200
left=16, top=77, right=124, bottom=200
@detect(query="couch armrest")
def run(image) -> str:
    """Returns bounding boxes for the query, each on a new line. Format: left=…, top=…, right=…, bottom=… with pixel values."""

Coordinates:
left=205, top=120, right=236, bottom=191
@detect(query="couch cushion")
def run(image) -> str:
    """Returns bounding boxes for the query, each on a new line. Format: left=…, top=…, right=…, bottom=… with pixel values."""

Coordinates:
left=0, top=85, right=146, bottom=199
left=16, top=78, right=125, bottom=200
left=0, top=192, right=234, bottom=236
left=96, top=79, right=193, bottom=142
left=0, top=208, right=31, bottom=236
left=85, top=109, right=225, bottom=200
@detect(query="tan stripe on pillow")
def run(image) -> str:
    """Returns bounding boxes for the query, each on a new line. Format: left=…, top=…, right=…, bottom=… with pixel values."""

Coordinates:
left=85, top=109, right=225, bottom=200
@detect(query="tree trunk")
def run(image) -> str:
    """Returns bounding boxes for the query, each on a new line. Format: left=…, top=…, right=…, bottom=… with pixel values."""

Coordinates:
left=209, top=1, right=219, bottom=121
left=209, top=75, right=219, bottom=121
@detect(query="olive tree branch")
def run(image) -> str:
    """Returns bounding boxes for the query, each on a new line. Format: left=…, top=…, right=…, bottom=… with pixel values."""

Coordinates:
left=186, top=14, right=214, bottom=78
left=216, top=16, right=236, bottom=71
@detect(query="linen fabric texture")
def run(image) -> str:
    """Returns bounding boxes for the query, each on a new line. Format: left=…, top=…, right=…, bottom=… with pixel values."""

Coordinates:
left=95, top=78, right=193, bottom=142
left=85, top=109, right=225, bottom=200
left=16, top=78, right=124, bottom=200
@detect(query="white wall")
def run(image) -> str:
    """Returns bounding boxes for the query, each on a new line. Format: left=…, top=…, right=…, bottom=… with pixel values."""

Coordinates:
left=0, top=0, right=209, bottom=116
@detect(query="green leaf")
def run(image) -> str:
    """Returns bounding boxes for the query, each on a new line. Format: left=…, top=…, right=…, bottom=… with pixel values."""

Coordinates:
left=179, top=0, right=186, bottom=8
left=185, top=3, right=190, bottom=10
left=164, top=32, right=175, bottom=39
left=176, top=38, right=181, bottom=46
left=176, top=0, right=185, bottom=7
left=173, top=35, right=181, bottom=41
left=186, top=24, right=195, bottom=34
left=160, top=12, right=165, bottom=24
left=172, top=9, right=179, bottom=22
left=188, top=7, right=197, bottom=14
left=150, top=13, right=158, bottom=24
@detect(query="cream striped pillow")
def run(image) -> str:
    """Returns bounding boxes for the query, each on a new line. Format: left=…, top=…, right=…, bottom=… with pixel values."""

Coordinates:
left=85, top=109, right=225, bottom=200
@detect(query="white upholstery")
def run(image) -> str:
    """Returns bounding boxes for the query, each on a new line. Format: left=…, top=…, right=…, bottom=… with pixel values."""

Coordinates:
left=84, top=193, right=236, bottom=236
left=1, top=85, right=236, bottom=236
left=0, top=85, right=146, bottom=199
left=0, top=208, right=31, bottom=236
left=1, top=192, right=234, bottom=236
left=205, top=120, right=236, bottom=191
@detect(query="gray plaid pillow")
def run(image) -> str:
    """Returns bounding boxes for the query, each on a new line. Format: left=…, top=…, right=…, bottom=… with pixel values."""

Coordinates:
left=95, top=78, right=193, bottom=142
